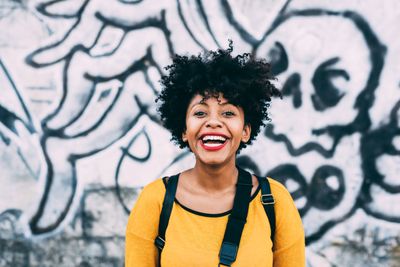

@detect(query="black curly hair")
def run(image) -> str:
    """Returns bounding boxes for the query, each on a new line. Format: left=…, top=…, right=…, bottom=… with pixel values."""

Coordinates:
left=156, top=42, right=281, bottom=152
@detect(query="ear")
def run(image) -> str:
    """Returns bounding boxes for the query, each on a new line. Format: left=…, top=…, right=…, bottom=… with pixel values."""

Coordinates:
left=241, top=124, right=251, bottom=143
left=182, top=131, right=188, bottom=142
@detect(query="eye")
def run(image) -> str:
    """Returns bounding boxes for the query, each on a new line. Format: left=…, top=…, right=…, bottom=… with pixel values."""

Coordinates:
left=223, top=111, right=236, bottom=117
left=281, top=73, right=302, bottom=108
left=311, top=57, right=349, bottom=111
left=309, top=165, right=345, bottom=210
left=267, top=41, right=289, bottom=76
left=193, top=111, right=206, bottom=117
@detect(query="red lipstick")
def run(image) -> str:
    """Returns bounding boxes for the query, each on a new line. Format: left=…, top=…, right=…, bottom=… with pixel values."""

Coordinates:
left=199, top=132, right=229, bottom=151
left=200, top=141, right=227, bottom=151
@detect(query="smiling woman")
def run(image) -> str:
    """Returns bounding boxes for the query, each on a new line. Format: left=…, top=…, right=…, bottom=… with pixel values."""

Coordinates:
left=182, top=94, right=251, bottom=166
left=125, top=42, right=305, bottom=267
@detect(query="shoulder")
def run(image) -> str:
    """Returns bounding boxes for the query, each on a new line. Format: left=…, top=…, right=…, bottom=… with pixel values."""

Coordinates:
left=142, top=178, right=166, bottom=194
left=265, top=178, right=305, bottom=258
left=265, top=177, right=299, bottom=216
left=138, top=178, right=166, bottom=204
left=265, top=177, right=303, bottom=229
left=127, top=178, right=166, bottom=226
left=267, top=178, right=292, bottom=199
left=126, top=178, right=166, bottom=240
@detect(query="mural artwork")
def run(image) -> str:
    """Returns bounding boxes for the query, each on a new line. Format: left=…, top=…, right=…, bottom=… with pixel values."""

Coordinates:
left=1, top=0, right=400, bottom=266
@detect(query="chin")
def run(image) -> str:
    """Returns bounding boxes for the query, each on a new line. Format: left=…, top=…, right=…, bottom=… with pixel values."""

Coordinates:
left=197, top=154, right=233, bottom=167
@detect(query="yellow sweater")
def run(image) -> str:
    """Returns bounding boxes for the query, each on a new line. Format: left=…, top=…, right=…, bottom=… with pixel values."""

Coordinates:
left=125, top=177, right=305, bottom=267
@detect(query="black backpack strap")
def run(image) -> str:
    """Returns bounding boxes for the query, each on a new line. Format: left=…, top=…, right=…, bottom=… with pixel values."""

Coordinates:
left=219, top=168, right=253, bottom=267
left=257, top=176, right=275, bottom=245
left=155, top=174, right=179, bottom=265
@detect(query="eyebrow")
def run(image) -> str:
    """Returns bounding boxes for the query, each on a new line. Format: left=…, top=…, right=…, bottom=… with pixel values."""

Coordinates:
left=190, top=101, right=231, bottom=109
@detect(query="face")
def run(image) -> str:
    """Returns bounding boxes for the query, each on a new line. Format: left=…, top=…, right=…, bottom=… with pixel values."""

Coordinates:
left=244, top=13, right=379, bottom=239
left=256, top=15, right=371, bottom=152
left=182, top=93, right=251, bottom=166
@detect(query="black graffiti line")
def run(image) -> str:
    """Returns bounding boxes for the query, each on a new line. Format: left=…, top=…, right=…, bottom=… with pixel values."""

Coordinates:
left=28, top=22, right=109, bottom=128
left=158, top=9, right=175, bottom=57
left=115, top=128, right=152, bottom=213
left=220, top=0, right=258, bottom=45
left=157, top=150, right=192, bottom=179
left=58, top=43, right=167, bottom=138
left=95, top=9, right=163, bottom=31
left=236, top=155, right=262, bottom=176
left=43, top=48, right=153, bottom=138
left=261, top=9, right=385, bottom=158
left=29, top=107, right=146, bottom=233
left=29, top=141, right=77, bottom=234
left=61, top=83, right=123, bottom=139
left=27, top=47, right=79, bottom=130
left=71, top=112, right=147, bottom=160
left=86, top=23, right=115, bottom=56
left=17, top=148, right=37, bottom=179
left=97, top=9, right=175, bottom=57
left=26, top=1, right=90, bottom=68
left=83, top=47, right=155, bottom=84
left=195, top=0, right=222, bottom=48
left=36, top=0, right=88, bottom=19
left=28, top=8, right=174, bottom=133
left=145, top=45, right=168, bottom=82
left=265, top=125, right=337, bottom=158
left=363, top=204, right=400, bottom=224
left=266, top=164, right=311, bottom=216
left=221, top=0, right=292, bottom=47
left=120, top=129, right=152, bottom=162
left=358, top=100, right=400, bottom=217
left=62, top=54, right=150, bottom=136
left=176, top=0, right=208, bottom=51
left=305, top=204, right=358, bottom=245
left=0, top=60, right=35, bottom=133
left=239, top=159, right=358, bottom=245
left=40, top=59, right=95, bottom=135
left=142, top=65, right=160, bottom=96
left=261, top=8, right=386, bottom=123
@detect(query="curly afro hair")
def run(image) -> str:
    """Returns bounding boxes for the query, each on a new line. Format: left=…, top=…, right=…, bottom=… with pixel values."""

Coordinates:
left=156, top=42, right=281, bottom=152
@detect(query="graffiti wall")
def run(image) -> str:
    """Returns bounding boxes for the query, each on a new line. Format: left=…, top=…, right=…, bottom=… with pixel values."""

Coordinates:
left=1, top=0, right=399, bottom=266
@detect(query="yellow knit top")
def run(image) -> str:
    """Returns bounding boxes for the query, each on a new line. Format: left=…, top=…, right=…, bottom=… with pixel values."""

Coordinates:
left=125, top=177, right=305, bottom=267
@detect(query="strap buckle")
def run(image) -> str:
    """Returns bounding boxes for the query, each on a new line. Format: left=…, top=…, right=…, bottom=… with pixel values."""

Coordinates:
left=261, top=194, right=275, bottom=205
left=155, top=236, right=165, bottom=250
left=219, top=242, right=238, bottom=267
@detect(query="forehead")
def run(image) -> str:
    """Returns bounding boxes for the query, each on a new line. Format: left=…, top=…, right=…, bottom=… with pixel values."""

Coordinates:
left=188, top=93, right=232, bottom=107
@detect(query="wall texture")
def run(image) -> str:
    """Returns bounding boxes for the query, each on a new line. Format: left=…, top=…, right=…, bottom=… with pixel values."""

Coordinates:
left=1, top=0, right=400, bottom=266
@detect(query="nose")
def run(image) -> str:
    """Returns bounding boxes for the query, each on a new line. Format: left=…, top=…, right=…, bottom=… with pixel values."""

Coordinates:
left=205, top=114, right=223, bottom=128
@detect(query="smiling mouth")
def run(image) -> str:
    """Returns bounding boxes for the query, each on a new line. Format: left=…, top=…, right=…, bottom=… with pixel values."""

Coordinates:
left=200, top=134, right=228, bottom=151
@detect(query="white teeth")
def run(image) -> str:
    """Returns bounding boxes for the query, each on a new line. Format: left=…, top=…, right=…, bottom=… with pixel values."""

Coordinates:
left=203, top=143, right=223, bottom=147
left=202, top=135, right=227, bottom=142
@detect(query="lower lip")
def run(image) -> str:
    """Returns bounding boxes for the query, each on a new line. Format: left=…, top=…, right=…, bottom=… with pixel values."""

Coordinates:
left=200, top=141, right=227, bottom=151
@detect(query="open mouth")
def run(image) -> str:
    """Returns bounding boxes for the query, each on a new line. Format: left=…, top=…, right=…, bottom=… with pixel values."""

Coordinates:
left=200, top=134, right=228, bottom=151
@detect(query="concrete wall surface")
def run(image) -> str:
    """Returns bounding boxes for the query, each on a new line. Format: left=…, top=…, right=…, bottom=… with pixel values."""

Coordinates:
left=0, top=0, right=400, bottom=266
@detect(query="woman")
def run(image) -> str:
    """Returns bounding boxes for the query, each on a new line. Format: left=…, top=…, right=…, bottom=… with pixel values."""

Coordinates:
left=125, top=43, right=305, bottom=266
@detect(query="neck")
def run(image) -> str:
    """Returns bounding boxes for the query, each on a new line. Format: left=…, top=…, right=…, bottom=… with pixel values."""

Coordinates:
left=190, top=160, right=238, bottom=192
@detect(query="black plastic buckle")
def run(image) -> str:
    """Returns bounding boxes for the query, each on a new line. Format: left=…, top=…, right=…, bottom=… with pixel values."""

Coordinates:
left=261, top=194, right=275, bottom=205
left=154, top=236, right=165, bottom=250
left=219, top=242, right=238, bottom=267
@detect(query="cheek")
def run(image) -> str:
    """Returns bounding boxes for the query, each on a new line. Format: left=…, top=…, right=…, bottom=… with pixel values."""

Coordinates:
left=184, top=120, right=200, bottom=139
left=233, top=125, right=248, bottom=139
